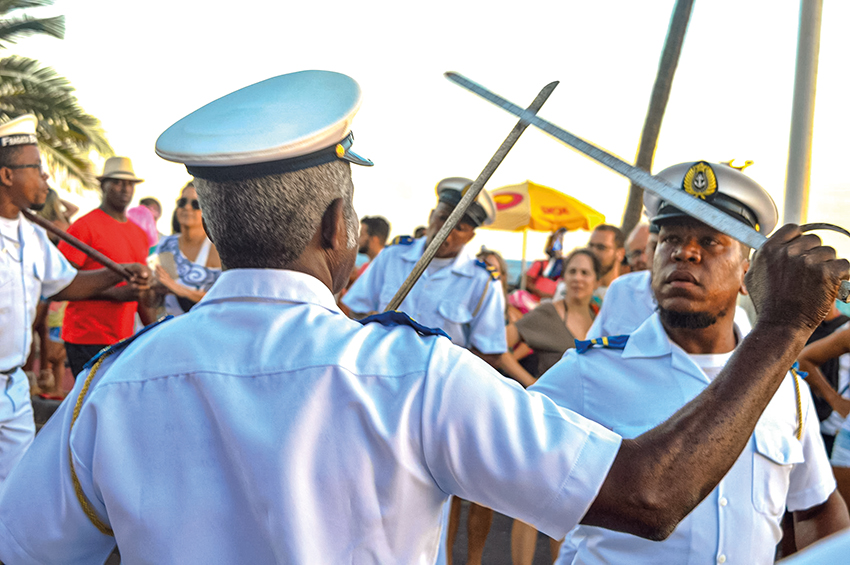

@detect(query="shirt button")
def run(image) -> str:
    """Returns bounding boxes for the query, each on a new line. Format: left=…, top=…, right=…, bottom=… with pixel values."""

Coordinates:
left=718, top=555, right=727, bottom=564
left=719, top=497, right=728, bottom=507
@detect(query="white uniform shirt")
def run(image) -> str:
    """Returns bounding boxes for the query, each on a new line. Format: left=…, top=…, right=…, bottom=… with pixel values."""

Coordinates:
left=0, top=213, right=76, bottom=371
left=342, top=237, right=507, bottom=353
left=0, top=269, right=621, bottom=565
left=587, top=270, right=752, bottom=339
left=533, top=313, right=835, bottom=565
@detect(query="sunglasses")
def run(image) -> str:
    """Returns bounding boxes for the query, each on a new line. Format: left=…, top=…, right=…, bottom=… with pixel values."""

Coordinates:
left=177, top=198, right=201, bottom=210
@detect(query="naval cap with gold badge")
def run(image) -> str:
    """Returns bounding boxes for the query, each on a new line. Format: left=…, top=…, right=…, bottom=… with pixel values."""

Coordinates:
left=154, top=70, right=373, bottom=180
left=435, top=177, right=497, bottom=228
left=643, top=161, right=778, bottom=235
left=0, top=114, right=38, bottom=148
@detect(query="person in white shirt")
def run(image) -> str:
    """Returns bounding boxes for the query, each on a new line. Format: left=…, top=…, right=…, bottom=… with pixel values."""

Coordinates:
left=533, top=160, right=850, bottom=564
left=0, top=76, right=847, bottom=565
left=0, top=115, right=149, bottom=485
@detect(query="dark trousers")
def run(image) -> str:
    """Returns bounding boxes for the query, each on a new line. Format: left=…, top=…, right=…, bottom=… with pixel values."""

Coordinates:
left=65, top=343, right=108, bottom=380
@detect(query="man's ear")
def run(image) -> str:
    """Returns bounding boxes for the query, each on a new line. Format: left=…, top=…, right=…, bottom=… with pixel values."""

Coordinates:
left=320, top=198, right=346, bottom=250
left=201, top=217, right=216, bottom=246
left=739, top=258, right=750, bottom=296
left=0, top=166, right=12, bottom=187
left=616, top=247, right=626, bottom=263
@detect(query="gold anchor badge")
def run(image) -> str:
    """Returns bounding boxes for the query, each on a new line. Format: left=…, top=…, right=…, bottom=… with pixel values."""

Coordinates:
left=683, top=161, right=717, bottom=199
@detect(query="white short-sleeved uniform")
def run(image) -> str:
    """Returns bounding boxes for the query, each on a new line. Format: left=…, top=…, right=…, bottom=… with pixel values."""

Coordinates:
left=533, top=313, right=835, bottom=565
left=0, top=213, right=76, bottom=482
left=586, top=270, right=752, bottom=340
left=342, top=237, right=507, bottom=353
left=0, top=269, right=621, bottom=565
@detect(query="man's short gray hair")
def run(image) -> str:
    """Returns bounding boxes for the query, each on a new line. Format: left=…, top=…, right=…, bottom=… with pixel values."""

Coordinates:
left=195, top=160, right=357, bottom=269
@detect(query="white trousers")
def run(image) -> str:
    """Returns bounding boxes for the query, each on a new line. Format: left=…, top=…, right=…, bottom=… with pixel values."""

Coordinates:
left=0, top=368, right=35, bottom=484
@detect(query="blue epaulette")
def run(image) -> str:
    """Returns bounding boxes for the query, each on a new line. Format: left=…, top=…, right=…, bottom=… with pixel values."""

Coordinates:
left=475, top=259, right=500, bottom=280
left=358, top=311, right=449, bottom=339
left=81, top=316, right=174, bottom=372
left=791, top=361, right=808, bottom=380
left=574, top=335, right=630, bottom=354
left=390, top=235, right=414, bottom=246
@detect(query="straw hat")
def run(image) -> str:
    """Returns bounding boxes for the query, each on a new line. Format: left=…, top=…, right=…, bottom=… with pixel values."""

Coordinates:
left=97, top=156, right=144, bottom=183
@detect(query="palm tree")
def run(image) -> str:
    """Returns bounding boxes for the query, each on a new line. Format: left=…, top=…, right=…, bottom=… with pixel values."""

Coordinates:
left=620, top=0, right=694, bottom=236
left=0, top=0, right=112, bottom=190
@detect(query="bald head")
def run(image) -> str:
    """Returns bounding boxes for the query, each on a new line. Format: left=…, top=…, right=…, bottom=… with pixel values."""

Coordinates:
left=626, top=224, right=650, bottom=272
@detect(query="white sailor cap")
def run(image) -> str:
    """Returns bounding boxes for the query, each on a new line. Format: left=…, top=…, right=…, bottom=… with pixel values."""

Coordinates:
left=155, top=70, right=373, bottom=181
left=0, top=115, right=38, bottom=148
left=435, top=177, right=497, bottom=228
left=644, top=161, right=778, bottom=235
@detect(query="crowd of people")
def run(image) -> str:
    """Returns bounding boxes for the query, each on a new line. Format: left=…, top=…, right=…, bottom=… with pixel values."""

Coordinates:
left=2, top=70, right=850, bottom=564
left=16, top=158, right=223, bottom=399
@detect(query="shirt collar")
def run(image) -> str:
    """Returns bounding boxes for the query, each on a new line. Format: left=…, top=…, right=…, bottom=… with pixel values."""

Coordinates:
left=399, top=236, right=478, bottom=278
left=623, top=311, right=744, bottom=385
left=621, top=313, right=672, bottom=359
left=196, top=269, right=341, bottom=313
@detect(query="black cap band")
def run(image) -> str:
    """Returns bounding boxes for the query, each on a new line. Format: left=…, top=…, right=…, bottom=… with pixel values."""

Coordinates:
left=654, top=192, right=760, bottom=232
left=438, top=189, right=487, bottom=228
left=185, top=132, right=372, bottom=181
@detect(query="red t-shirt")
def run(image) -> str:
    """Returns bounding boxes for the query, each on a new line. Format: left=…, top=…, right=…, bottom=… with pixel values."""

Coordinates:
left=59, top=209, right=149, bottom=345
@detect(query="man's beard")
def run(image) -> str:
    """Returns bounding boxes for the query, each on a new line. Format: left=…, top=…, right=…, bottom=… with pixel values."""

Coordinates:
left=358, top=242, right=368, bottom=254
left=658, top=306, right=722, bottom=329
left=599, top=259, right=614, bottom=276
left=28, top=202, right=45, bottom=212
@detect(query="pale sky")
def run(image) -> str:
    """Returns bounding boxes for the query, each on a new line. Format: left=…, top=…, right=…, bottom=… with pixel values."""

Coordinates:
left=11, top=0, right=850, bottom=260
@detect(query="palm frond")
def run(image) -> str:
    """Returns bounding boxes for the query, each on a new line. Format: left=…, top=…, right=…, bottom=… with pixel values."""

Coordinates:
left=0, top=0, right=57, bottom=15
left=0, top=55, right=112, bottom=190
left=0, top=14, right=63, bottom=46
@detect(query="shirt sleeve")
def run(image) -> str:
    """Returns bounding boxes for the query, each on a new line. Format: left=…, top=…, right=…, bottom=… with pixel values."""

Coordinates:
left=420, top=339, right=620, bottom=538
left=36, top=228, right=78, bottom=298
left=786, top=383, right=837, bottom=512
left=466, top=277, right=508, bottom=354
left=0, top=358, right=117, bottom=564
left=342, top=250, right=386, bottom=314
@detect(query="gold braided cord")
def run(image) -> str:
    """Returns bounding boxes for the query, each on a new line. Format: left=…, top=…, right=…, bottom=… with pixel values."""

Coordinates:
left=69, top=351, right=115, bottom=536
left=790, top=366, right=804, bottom=441
left=471, top=276, right=492, bottom=318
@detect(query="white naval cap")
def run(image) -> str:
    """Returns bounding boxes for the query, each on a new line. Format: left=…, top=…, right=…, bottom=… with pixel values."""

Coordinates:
left=155, top=70, right=373, bottom=181
left=0, top=114, right=37, bottom=148
left=644, top=161, right=778, bottom=235
left=435, top=177, right=497, bottom=228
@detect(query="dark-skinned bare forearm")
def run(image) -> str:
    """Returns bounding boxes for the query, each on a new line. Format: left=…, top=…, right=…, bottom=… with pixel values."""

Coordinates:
left=793, top=490, right=850, bottom=549
left=583, top=321, right=812, bottom=540
left=48, top=268, right=124, bottom=301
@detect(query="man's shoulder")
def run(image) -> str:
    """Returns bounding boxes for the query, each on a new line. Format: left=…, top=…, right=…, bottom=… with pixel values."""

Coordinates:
left=373, top=237, right=419, bottom=263
left=608, top=270, right=651, bottom=294
left=474, top=259, right=500, bottom=281
left=70, top=209, right=102, bottom=227
left=388, top=235, right=416, bottom=247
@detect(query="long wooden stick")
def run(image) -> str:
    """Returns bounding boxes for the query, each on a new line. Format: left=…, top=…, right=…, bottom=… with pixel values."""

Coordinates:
left=22, top=209, right=133, bottom=280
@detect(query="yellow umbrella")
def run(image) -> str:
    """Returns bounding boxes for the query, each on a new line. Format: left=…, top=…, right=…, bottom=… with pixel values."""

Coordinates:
left=485, top=181, right=605, bottom=288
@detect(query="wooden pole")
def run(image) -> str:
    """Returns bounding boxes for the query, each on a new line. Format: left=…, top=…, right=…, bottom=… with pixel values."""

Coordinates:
left=22, top=209, right=132, bottom=280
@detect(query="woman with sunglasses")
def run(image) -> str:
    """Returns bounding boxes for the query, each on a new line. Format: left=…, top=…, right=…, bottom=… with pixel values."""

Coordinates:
left=152, top=181, right=221, bottom=316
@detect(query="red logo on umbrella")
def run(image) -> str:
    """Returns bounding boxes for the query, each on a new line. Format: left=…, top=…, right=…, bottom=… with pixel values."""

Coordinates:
left=494, top=192, right=523, bottom=210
